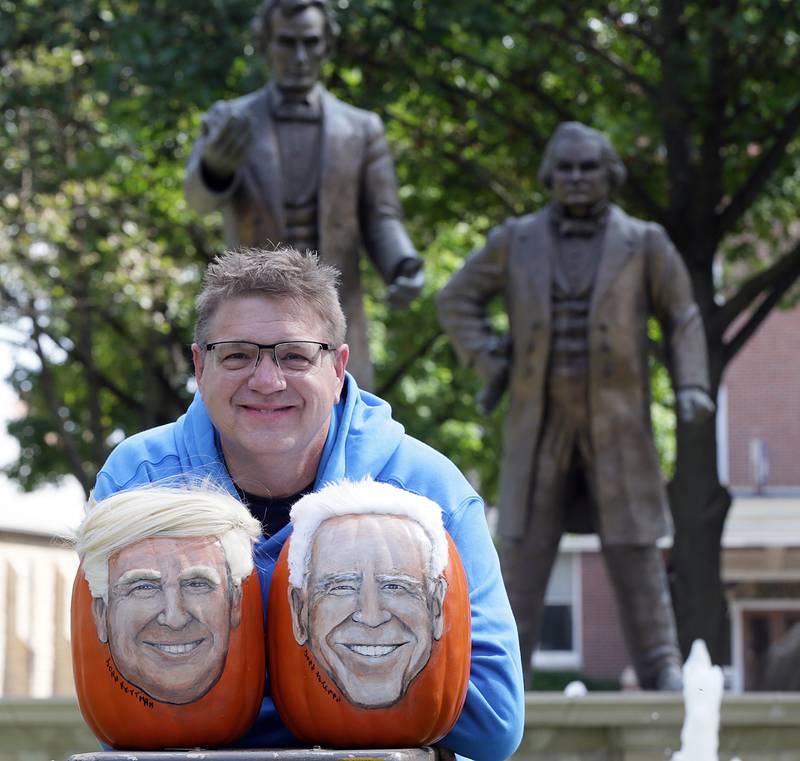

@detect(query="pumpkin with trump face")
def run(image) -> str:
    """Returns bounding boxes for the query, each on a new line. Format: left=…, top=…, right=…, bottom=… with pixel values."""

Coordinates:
left=267, top=510, right=471, bottom=748
left=71, top=545, right=265, bottom=750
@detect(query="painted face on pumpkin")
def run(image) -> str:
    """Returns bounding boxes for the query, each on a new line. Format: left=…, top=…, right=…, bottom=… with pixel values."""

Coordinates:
left=92, top=536, right=242, bottom=704
left=289, top=514, right=447, bottom=708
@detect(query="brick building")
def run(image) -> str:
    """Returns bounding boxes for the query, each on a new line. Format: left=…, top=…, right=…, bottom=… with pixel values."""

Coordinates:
left=720, top=306, right=800, bottom=490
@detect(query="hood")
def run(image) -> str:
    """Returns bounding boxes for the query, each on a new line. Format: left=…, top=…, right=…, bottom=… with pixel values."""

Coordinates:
left=315, top=373, right=405, bottom=487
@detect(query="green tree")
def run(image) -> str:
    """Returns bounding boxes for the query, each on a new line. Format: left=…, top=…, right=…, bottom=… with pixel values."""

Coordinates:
left=2, top=0, right=799, bottom=661
left=336, top=0, right=800, bottom=662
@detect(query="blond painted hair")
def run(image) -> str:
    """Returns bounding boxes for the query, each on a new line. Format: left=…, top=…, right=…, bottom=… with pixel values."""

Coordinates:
left=77, top=484, right=262, bottom=602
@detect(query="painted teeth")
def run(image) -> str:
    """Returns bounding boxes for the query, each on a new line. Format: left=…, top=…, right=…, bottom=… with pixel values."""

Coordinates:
left=346, top=644, right=400, bottom=657
left=149, top=640, right=202, bottom=655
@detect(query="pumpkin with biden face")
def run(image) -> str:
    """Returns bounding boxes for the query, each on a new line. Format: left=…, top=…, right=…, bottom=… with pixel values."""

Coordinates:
left=267, top=480, right=471, bottom=747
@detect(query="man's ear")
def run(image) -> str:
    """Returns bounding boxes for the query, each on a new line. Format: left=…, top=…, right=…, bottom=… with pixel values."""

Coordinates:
left=229, top=582, right=243, bottom=629
left=288, top=586, right=309, bottom=645
left=333, top=344, right=349, bottom=402
left=431, top=576, right=448, bottom=641
left=92, top=597, right=109, bottom=644
left=191, top=343, right=205, bottom=385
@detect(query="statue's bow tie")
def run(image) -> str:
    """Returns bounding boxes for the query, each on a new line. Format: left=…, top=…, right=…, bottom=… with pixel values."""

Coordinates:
left=558, top=218, right=601, bottom=237
left=272, top=100, right=321, bottom=122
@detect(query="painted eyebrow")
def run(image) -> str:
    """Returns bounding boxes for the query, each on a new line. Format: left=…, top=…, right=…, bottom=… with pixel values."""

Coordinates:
left=375, top=573, right=426, bottom=593
left=375, top=573, right=424, bottom=584
left=115, top=569, right=161, bottom=587
left=314, top=572, right=361, bottom=591
left=178, top=565, right=221, bottom=585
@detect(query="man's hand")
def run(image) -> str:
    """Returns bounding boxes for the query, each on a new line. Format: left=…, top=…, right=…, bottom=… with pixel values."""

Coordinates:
left=386, top=261, right=424, bottom=309
left=200, top=101, right=253, bottom=181
left=676, top=388, right=715, bottom=423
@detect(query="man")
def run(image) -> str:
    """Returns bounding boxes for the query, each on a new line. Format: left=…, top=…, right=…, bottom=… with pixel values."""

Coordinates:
left=287, top=479, right=449, bottom=708
left=92, top=247, right=523, bottom=759
left=184, top=0, right=424, bottom=389
left=76, top=486, right=262, bottom=704
left=437, top=122, right=714, bottom=691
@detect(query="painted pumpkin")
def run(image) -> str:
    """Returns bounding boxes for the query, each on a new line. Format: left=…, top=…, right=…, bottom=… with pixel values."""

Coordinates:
left=268, top=523, right=471, bottom=748
left=71, top=558, right=265, bottom=749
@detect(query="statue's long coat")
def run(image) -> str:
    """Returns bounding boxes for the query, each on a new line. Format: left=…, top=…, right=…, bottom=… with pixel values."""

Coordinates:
left=185, top=84, right=417, bottom=388
left=438, top=204, right=710, bottom=543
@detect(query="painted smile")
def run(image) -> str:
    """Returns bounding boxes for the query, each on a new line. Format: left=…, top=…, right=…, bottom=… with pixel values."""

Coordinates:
left=342, top=643, right=404, bottom=657
left=145, top=639, right=205, bottom=656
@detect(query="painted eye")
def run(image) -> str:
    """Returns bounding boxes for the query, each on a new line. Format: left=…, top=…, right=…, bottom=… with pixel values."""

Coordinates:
left=183, top=578, right=215, bottom=593
left=327, top=583, right=357, bottom=595
left=129, top=581, right=160, bottom=598
left=382, top=582, right=411, bottom=594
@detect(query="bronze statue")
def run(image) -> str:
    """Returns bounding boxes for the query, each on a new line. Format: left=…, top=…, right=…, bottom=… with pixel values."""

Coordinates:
left=184, top=0, right=423, bottom=389
left=437, top=121, right=714, bottom=691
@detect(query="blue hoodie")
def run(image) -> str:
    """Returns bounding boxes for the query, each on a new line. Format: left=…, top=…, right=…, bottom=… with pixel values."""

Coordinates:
left=93, top=374, right=524, bottom=760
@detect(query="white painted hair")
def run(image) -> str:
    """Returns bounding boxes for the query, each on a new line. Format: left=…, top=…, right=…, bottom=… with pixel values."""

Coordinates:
left=287, top=478, right=448, bottom=587
left=76, top=484, right=262, bottom=602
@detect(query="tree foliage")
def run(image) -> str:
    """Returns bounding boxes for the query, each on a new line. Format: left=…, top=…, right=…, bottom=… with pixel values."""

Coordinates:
left=2, top=0, right=799, bottom=657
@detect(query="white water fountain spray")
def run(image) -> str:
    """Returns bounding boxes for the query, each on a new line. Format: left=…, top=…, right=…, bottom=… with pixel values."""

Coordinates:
left=671, top=639, right=740, bottom=761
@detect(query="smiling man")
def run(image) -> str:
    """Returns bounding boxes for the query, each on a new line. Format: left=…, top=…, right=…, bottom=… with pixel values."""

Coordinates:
left=91, top=247, right=524, bottom=759
left=286, top=480, right=448, bottom=708
left=183, top=0, right=424, bottom=389
left=76, top=486, right=261, bottom=704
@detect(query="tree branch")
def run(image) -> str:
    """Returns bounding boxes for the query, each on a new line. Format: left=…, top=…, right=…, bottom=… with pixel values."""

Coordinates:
left=78, top=300, right=110, bottom=465
left=526, top=20, right=657, bottom=97
left=717, top=99, right=800, bottom=238
left=712, top=237, right=800, bottom=338
left=382, top=107, right=527, bottom=217
left=696, top=0, right=737, bottom=239
left=377, top=328, right=442, bottom=398
left=658, top=0, right=695, bottom=228
left=29, top=321, right=93, bottom=496
left=604, top=7, right=661, bottom=53
left=620, top=167, right=668, bottom=225
left=375, top=6, right=575, bottom=121
left=721, top=238, right=800, bottom=362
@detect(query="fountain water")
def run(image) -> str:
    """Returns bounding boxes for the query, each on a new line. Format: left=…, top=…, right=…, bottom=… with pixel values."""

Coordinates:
left=671, top=639, right=729, bottom=761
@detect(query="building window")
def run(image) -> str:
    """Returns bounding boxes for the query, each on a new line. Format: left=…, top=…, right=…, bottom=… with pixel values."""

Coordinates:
left=533, top=552, right=581, bottom=670
left=730, top=599, right=800, bottom=693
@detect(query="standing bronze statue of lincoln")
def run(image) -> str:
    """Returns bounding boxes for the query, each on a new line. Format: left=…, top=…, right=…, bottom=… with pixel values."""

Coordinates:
left=184, top=0, right=423, bottom=389
left=438, top=121, right=714, bottom=690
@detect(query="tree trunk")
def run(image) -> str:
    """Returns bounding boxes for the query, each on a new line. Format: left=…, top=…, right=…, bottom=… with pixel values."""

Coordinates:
left=668, top=407, right=731, bottom=664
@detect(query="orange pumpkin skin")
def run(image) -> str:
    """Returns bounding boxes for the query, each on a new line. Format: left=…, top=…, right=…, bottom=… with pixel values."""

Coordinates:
left=268, top=532, right=471, bottom=747
left=71, top=566, right=265, bottom=749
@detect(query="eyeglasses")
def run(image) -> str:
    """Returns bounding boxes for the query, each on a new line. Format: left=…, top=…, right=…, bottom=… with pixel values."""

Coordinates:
left=205, top=340, right=333, bottom=376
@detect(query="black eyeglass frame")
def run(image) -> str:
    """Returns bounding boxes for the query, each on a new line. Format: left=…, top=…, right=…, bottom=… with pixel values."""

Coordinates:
left=204, top=340, right=334, bottom=374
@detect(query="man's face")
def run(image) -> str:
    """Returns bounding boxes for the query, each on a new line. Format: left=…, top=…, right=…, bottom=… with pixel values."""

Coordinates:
left=192, top=294, right=347, bottom=482
left=267, top=5, right=328, bottom=96
left=95, top=536, right=240, bottom=704
left=291, top=515, right=446, bottom=708
left=550, top=134, right=610, bottom=215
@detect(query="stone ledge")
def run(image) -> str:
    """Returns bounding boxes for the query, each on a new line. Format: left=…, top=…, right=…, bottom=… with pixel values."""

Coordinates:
left=2, top=695, right=800, bottom=761
left=516, top=693, right=800, bottom=761
left=524, top=691, right=800, bottom=725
